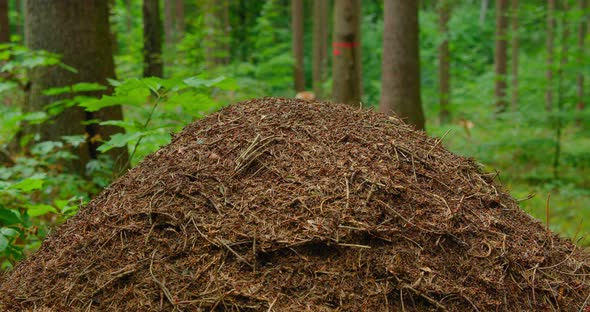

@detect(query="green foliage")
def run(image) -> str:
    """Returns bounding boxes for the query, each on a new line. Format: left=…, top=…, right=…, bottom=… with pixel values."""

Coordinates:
left=85, top=75, right=235, bottom=164
left=249, top=0, right=293, bottom=95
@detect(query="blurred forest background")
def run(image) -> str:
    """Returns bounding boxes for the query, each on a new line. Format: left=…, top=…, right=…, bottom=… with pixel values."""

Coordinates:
left=0, top=0, right=588, bottom=269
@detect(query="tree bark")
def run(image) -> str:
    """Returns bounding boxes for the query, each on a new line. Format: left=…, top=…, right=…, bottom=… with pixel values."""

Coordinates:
left=292, top=0, right=305, bottom=92
left=576, top=0, right=587, bottom=117
left=546, top=0, right=556, bottom=111
left=480, top=0, right=489, bottom=26
left=313, top=0, right=329, bottom=99
left=175, top=0, right=185, bottom=40
left=24, top=0, right=128, bottom=175
left=221, top=0, right=230, bottom=65
left=494, top=0, right=509, bottom=113
left=164, top=0, right=175, bottom=52
left=332, top=0, right=362, bottom=106
left=438, top=0, right=451, bottom=124
left=511, top=0, right=519, bottom=110
left=143, top=0, right=163, bottom=77
left=379, top=0, right=425, bottom=130
left=0, top=0, right=9, bottom=43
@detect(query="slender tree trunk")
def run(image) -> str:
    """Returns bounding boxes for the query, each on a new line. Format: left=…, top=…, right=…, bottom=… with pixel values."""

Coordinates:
left=221, top=0, right=230, bottom=65
left=494, top=0, right=509, bottom=113
left=332, top=0, right=362, bottom=106
left=379, top=0, right=424, bottom=130
left=292, top=0, right=305, bottom=92
left=175, top=0, right=185, bottom=40
left=576, top=0, right=587, bottom=118
left=164, top=0, right=175, bottom=52
left=511, top=0, right=519, bottom=110
left=238, top=0, right=248, bottom=61
left=24, top=0, right=128, bottom=175
left=480, top=0, right=489, bottom=26
left=0, top=0, right=9, bottom=43
left=438, top=0, right=451, bottom=124
left=313, top=0, right=329, bottom=99
left=143, top=0, right=163, bottom=77
left=546, top=0, right=556, bottom=111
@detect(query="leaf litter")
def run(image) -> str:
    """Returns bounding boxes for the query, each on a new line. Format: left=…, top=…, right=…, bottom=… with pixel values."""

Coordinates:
left=1, top=97, right=589, bottom=311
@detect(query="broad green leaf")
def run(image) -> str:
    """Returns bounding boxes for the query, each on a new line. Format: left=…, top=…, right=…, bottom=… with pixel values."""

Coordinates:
left=22, top=111, right=48, bottom=124
left=9, top=177, right=44, bottom=192
left=80, top=88, right=149, bottom=112
left=0, top=235, right=8, bottom=252
left=26, top=204, right=56, bottom=217
left=31, top=141, right=63, bottom=155
left=97, top=131, right=144, bottom=153
left=99, top=120, right=140, bottom=129
left=0, top=227, right=19, bottom=238
left=213, top=77, right=238, bottom=90
left=62, top=135, right=87, bottom=147
left=0, top=209, right=21, bottom=225
left=43, top=86, right=72, bottom=96
left=72, top=82, right=107, bottom=93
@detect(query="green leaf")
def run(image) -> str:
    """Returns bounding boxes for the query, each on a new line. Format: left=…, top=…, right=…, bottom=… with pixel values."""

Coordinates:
left=58, top=62, right=78, bottom=73
left=9, top=177, right=44, bottom=192
left=30, top=141, right=63, bottom=155
left=0, top=209, right=22, bottom=225
left=80, top=88, right=149, bottom=112
left=71, top=82, right=107, bottom=93
left=22, top=111, right=48, bottom=124
left=213, top=77, right=238, bottom=90
left=43, top=86, right=72, bottom=96
left=0, top=227, right=19, bottom=238
left=62, top=135, right=87, bottom=147
left=97, top=131, right=144, bottom=153
left=26, top=204, right=56, bottom=217
left=0, top=235, right=8, bottom=252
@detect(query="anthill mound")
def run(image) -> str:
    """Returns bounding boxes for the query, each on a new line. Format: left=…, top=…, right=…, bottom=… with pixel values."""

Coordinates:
left=1, top=97, right=589, bottom=311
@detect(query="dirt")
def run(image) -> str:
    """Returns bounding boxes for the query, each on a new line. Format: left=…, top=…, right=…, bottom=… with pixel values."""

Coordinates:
left=1, top=97, right=589, bottom=311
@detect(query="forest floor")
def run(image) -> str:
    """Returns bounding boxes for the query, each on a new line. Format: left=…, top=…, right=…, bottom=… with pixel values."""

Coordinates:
left=2, top=98, right=589, bottom=311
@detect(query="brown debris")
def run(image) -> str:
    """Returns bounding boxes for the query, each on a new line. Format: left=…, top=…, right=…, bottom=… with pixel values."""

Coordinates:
left=1, top=97, right=589, bottom=311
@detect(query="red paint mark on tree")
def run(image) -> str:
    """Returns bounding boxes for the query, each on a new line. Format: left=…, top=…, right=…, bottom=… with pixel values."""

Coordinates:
left=332, top=42, right=358, bottom=56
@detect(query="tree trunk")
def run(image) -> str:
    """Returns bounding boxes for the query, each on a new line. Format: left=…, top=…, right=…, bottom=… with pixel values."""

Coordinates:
left=332, top=0, right=362, bottom=106
left=292, top=0, right=305, bottom=92
left=576, top=0, right=587, bottom=118
left=313, top=0, right=329, bottom=99
left=546, top=0, right=556, bottom=111
left=221, top=0, right=230, bottom=65
left=494, top=0, right=509, bottom=113
left=379, top=0, right=424, bottom=130
left=511, top=0, right=519, bottom=110
left=480, top=0, right=489, bottom=26
left=0, top=0, right=9, bottom=43
left=438, top=0, right=451, bottom=124
left=175, top=0, right=184, bottom=40
left=143, top=0, right=163, bottom=77
left=24, top=0, right=128, bottom=175
left=164, top=0, right=175, bottom=52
